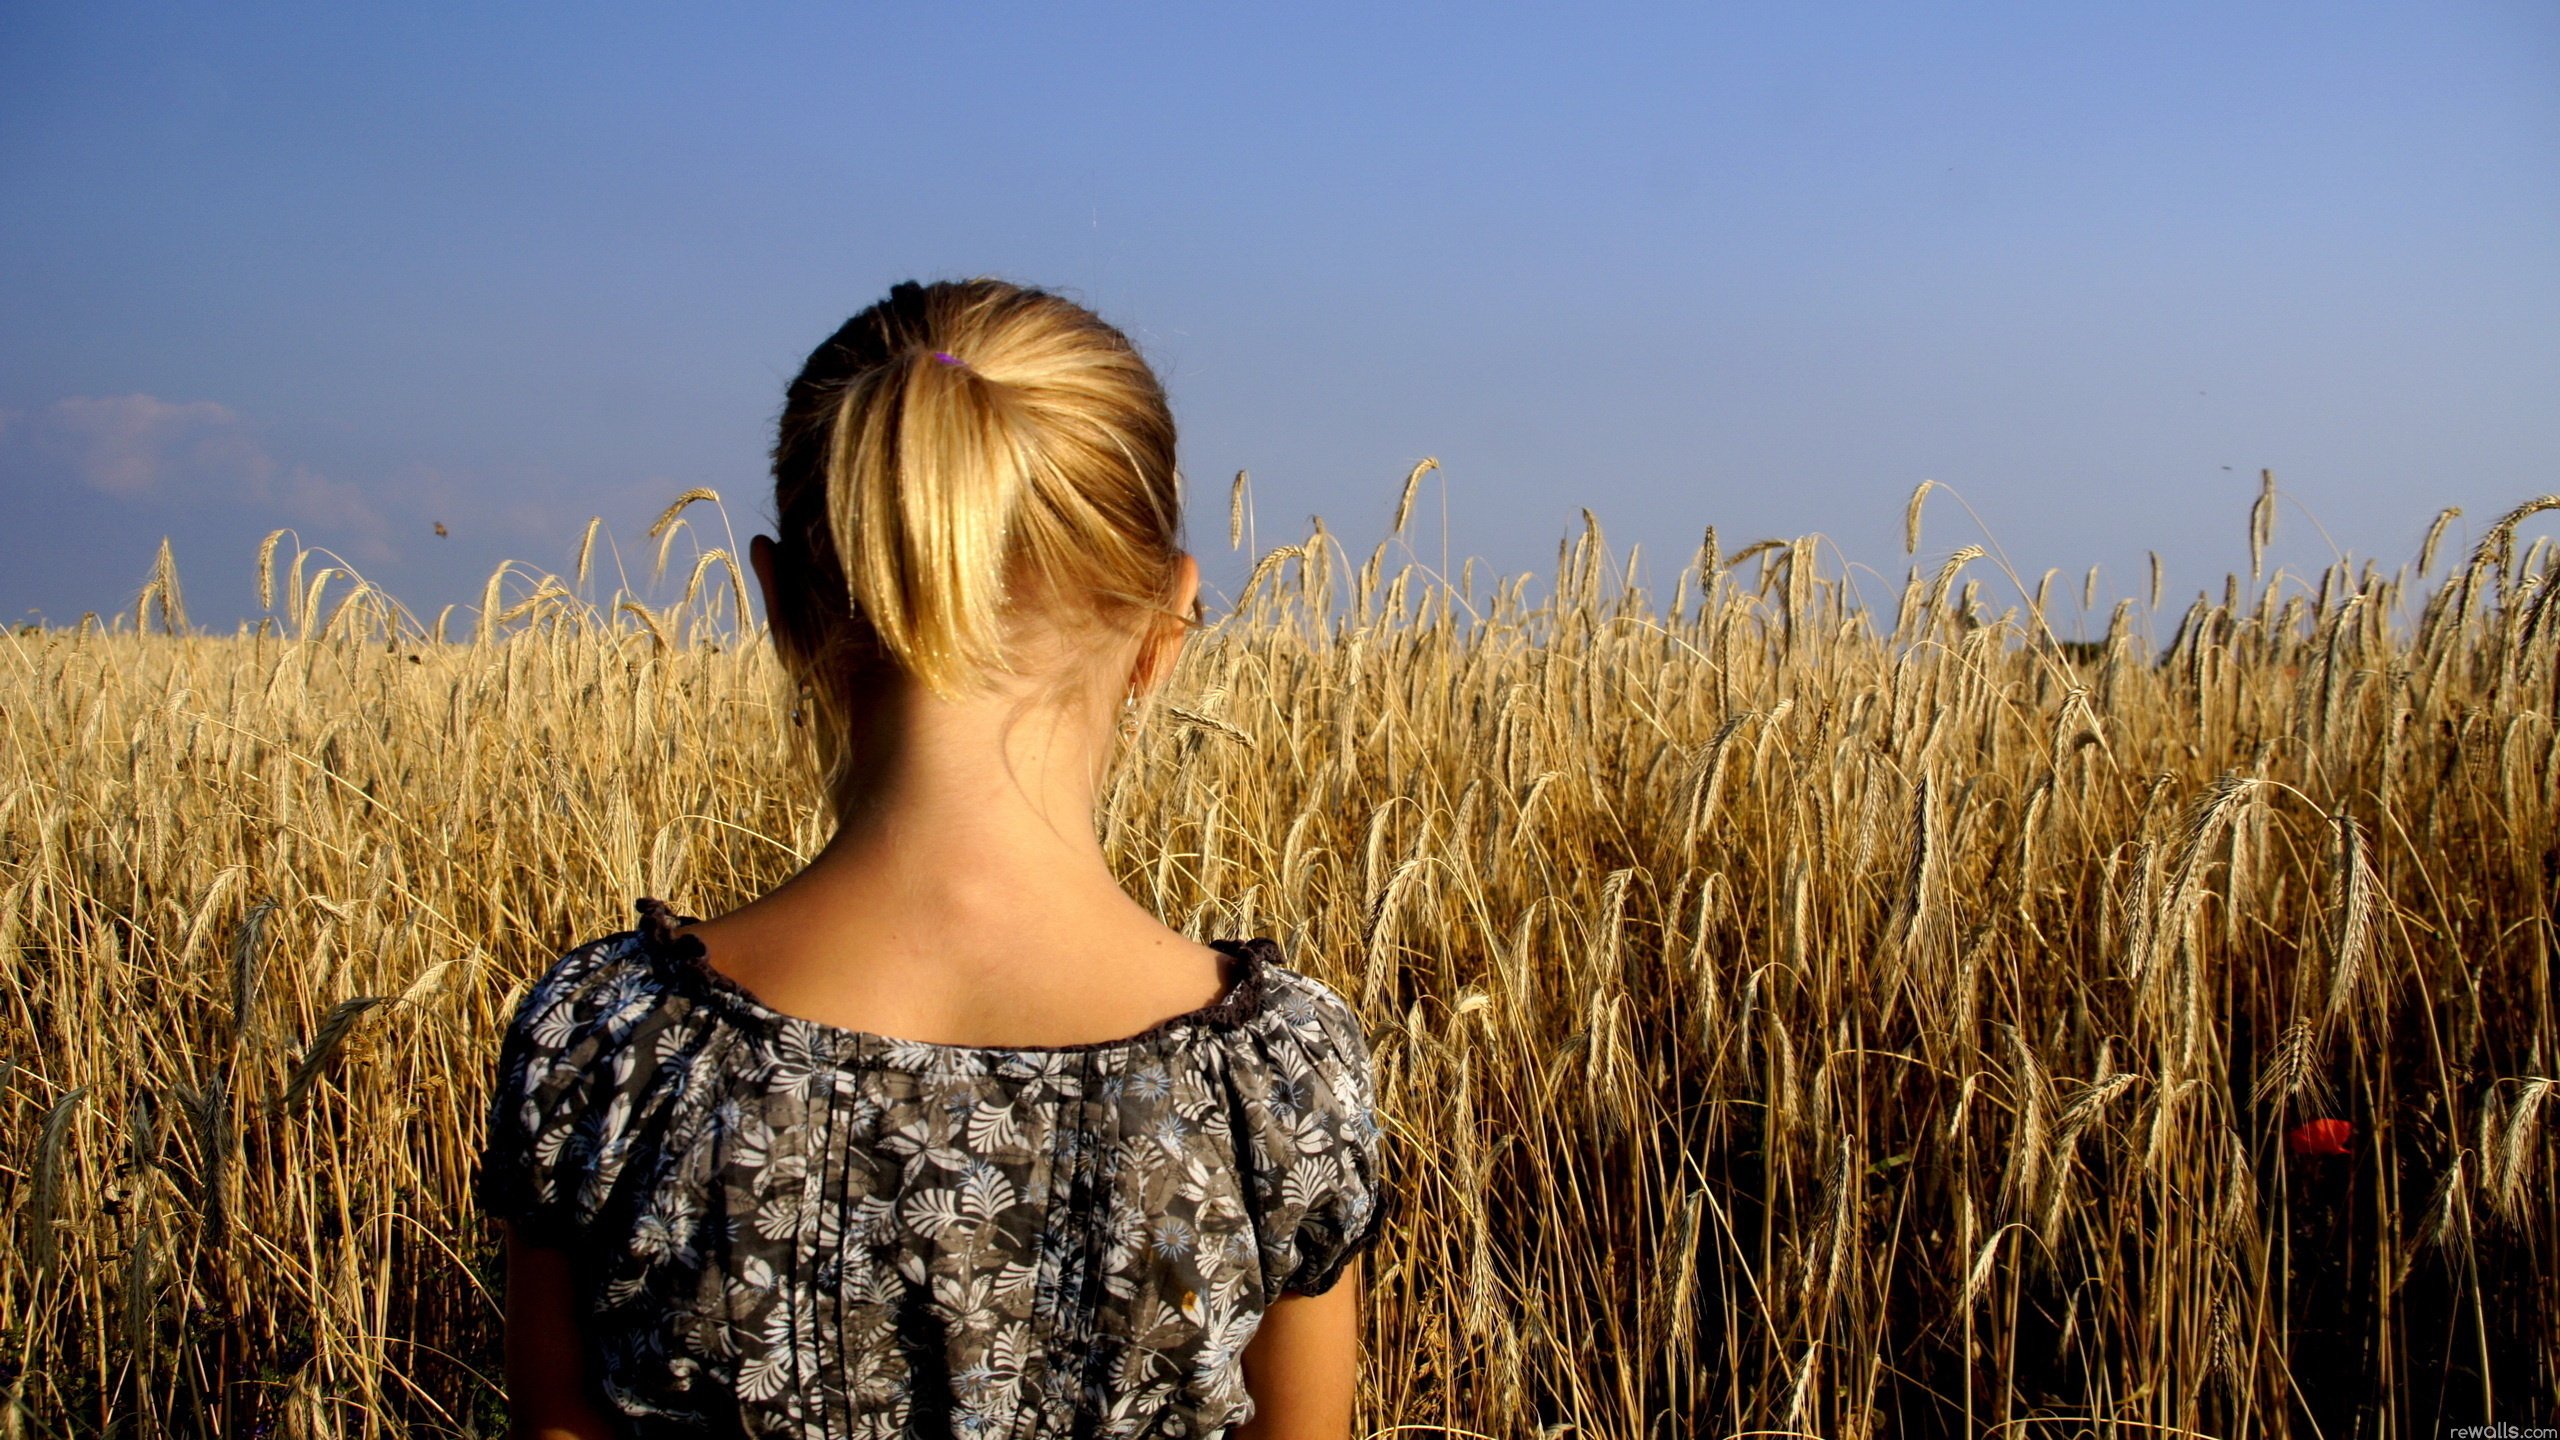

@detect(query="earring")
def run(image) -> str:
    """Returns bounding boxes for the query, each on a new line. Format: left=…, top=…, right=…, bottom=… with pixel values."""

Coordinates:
left=790, top=681, right=812, bottom=727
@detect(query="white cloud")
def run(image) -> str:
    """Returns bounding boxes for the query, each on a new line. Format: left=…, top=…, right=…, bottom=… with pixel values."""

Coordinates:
left=41, top=394, right=262, bottom=496
left=270, top=465, right=397, bottom=560
left=23, top=394, right=396, bottom=560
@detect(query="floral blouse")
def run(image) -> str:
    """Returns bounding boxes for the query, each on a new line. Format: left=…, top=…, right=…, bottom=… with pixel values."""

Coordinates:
left=475, top=900, right=1388, bottom=1439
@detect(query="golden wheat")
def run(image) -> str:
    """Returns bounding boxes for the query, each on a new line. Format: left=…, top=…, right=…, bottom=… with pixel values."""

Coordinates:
left=0, top=490, right=2552, bottom=1436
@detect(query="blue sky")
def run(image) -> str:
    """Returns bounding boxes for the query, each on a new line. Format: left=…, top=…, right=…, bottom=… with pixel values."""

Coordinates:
left=3, top=1, right=2555, bottom=631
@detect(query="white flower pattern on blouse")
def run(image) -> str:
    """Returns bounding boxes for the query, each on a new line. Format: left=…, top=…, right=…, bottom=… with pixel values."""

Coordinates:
left=476, top=902, right=1386, bottom=1440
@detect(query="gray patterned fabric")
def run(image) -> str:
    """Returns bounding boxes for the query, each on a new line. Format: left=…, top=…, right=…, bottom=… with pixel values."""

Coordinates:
left=475, top=901, right=1387, bottom=1439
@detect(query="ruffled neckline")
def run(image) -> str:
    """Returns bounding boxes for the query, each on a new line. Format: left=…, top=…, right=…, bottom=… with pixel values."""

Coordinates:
left=630, top=896, right=1277, bottom=1060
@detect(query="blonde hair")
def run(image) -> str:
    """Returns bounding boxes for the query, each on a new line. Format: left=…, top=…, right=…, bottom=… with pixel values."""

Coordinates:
left=768, top=281, right=1185, bottom=793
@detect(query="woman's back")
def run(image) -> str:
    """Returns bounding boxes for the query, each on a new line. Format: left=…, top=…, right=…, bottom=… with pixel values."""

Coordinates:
left=480, top=902, right=1383, bottom=1438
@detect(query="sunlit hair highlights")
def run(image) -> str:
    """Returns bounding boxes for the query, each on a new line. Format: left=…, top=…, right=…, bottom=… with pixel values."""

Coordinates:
left=768, top=280, right=1185, bottom=800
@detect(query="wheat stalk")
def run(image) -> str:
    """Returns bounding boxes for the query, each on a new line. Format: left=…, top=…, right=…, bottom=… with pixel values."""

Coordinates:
left=0, top=493, right=2547, bottom=1436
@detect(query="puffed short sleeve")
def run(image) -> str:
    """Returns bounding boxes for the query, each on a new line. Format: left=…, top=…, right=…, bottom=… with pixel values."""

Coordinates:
left=473, top=937, right=630, bottom=1249
left=1234, top=967, right=1392, bottom=1298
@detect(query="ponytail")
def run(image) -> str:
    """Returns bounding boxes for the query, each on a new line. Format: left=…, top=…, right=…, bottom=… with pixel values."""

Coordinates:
left=826, top=346, right=1030, bottom=693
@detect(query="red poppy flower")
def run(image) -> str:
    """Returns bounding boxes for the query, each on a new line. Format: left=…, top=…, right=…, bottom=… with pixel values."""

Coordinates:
left=2287, top=1118, right=2352, bottom=1157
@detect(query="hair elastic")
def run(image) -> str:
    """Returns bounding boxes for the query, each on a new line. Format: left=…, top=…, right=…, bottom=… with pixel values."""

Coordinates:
left=931, top=351, right=963, bottom=366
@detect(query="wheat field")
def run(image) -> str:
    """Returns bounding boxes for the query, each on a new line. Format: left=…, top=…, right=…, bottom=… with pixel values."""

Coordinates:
left=0, top=481, right=2552, bottom=1437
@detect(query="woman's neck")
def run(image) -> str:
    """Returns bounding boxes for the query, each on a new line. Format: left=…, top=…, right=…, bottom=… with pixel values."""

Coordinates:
left=733, top=666, right=1148, bottom=950
left=676, top=669, right=1227, bottom=1046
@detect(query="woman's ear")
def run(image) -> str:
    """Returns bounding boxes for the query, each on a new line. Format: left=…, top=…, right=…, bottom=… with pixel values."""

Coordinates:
left=1170, top=552, right=1201, bottom=631
left=1131, top=554, right=1201, bottom=698
left=749, top=535, right=781, bottom=625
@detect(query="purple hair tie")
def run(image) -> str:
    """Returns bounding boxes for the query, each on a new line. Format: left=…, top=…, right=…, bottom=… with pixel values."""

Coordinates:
left=932, top=351, right=963, bottom=366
